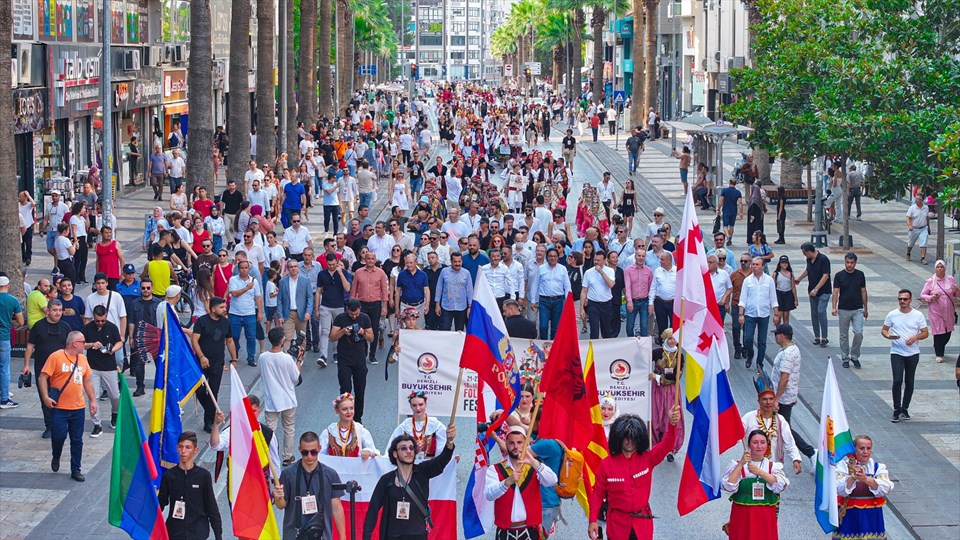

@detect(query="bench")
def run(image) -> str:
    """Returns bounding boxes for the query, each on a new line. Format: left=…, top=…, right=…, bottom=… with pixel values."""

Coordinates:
left=765, top=187, right=814, bottom=205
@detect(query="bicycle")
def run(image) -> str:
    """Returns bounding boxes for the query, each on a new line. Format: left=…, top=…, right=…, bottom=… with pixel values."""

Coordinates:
left=172, top=265, right=196, bottom=329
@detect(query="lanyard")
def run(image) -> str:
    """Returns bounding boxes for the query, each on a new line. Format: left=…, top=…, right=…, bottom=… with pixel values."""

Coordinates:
left=299, top=464, right=318, bottom=496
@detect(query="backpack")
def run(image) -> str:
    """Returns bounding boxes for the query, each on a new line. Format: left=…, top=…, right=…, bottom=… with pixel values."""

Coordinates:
left=554, top=440, right=585, bottom=499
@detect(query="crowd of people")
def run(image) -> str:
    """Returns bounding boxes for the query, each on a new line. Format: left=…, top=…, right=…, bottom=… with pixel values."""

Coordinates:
left=1, top=80, right=949, bottom=540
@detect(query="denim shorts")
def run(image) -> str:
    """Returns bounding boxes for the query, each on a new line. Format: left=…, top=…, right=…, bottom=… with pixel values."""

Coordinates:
left=722, top=212, right=737, bottom=227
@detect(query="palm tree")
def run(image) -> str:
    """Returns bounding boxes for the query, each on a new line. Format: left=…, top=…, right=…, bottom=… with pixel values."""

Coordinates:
left=256, top=0, right=276, bottom=166
left=228, top=0, right=252, bottom=187
left=535, top=12, right=573, bottom=92
left=187, top=0, right=214, bottom=191
left=319, top=0, right=333, bottom=117
left=589, top=2, right=606, bottom=104
left=335, top=0, right=355, bottom=114
left=642, top=0, right=658, bottom=115
left=354, top=0, right=395, bottom=88
left=299, top=0, right=318, bottom=126
left=284, top=0, right=297, bottom=165
left=0, top=0, right=24, bottom=298
left=491, top=27, right=519, bottom=82
left=629, top=0, right=645, bottom=128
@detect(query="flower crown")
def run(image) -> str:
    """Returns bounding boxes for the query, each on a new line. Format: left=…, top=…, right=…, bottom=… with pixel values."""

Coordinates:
left=332, top=392, right=354, bottom=408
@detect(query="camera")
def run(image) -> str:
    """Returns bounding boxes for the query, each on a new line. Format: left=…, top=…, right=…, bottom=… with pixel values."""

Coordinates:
left=350, top=323, right=362, bottom=343
left=18, top=373, right=32, bottom=389
left=288, top=331, right=307, bottom=360
left=477, top=422, right=491, bottom=434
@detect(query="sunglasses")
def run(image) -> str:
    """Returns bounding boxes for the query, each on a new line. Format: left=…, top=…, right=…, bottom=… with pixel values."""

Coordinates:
left=740, top=260, right=750, bottom=264
left=292, top=220, right=301, bottom=223
left=396, top=445, right=416, bottom=452
left=718, top=257, right=727, bottom=260
left=897, top=297, right=911, bottom=302
left=300, top=449, right=320, bottom=456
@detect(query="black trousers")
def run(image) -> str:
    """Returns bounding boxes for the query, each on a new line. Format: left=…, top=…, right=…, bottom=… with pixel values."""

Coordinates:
left=22, top=229, right=33, bottom=264
left=933, top=332, right=952, bottom=357
left=586, top=300, right=614, bottom=339
left=891, top=353, right=920, bottom=413
left=653, top=297, right=674, bottom=342
left=337, top=358, right=368, bottom=423
left=425, top=301, right=441, bottom=330
left=196, top=361, right=224, bottom=427
left=74, top=239, right=88, bottom=282
left=129, top=348, right=148, bottom=388
left=360, top=301, right=382, bottom=362
left=731, top=302, right=743, bottom=349
left=33, top=368, right=52, bottom=431
left=778, top=402, right=815, bottom=458
left=440, top=308, right=467, bottom=332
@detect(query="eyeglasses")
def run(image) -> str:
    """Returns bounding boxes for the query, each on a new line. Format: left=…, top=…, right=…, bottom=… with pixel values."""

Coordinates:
left=718, top=256, right=727, bottom=260
left=203, top=243, right=212, bottom=247
left=219, top=253, right=228, bottom=257
left=393, top=247, right=402, bottom=251
left=300, top=449, right=320, bottom=456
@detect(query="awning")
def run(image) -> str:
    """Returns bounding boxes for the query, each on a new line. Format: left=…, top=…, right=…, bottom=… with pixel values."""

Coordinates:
left=164, top=103, right=189, bottom=115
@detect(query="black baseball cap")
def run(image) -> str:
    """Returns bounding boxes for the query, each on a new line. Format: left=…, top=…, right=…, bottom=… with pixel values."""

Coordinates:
left=773, top=324, right=793, bottom=339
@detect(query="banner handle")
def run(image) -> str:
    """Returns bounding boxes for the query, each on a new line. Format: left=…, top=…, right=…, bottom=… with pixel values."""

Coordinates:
left=449, top=367, right=465, bottom=423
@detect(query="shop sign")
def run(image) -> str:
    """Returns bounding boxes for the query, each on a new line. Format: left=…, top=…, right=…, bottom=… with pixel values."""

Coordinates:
left=134, top=78, right=164, bottom=107
left=52, top=45, right=103, bottom=117
left=163, top=69, right=188, bottom=102
left=114, top=82, right=131, bottom=109
left=13, top=88, right=48, bottom=134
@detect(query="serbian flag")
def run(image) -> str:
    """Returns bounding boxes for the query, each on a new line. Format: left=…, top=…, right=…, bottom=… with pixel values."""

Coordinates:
left=539, top=295, right=609, bottom=515
left=324, top=455, right=458, bottom=540
left=108, top=373, right=168, bottom=540
left=460, top=267, right=521, bottom=437
left=227, top=366, right=281, bottom=539
left=674, top=188, right=744, bottom=515
left=148, top=304, right=204, bottom=479
left=463, top=379, right=496, bottom=539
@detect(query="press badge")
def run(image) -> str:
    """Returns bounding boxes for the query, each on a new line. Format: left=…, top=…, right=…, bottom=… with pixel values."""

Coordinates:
left=72, top=369, right=83, bottom=385
left=173, top=500, right=186, bottom=519
left=301, top=494, right=318, bottom=515
left=396, top=501, right=411, bottom=520
left=752, top=481, right=765, bottom=501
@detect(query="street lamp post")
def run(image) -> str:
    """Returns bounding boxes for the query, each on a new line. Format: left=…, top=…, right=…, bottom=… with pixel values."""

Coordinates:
left=101, top=0, right=113, bottom=225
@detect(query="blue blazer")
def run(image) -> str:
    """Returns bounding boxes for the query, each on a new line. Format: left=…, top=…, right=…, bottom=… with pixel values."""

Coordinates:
left=278, top=275, right=314, bottom=319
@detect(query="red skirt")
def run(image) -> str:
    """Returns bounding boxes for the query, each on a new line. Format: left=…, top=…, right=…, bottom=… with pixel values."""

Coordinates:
left=728, top=502, right=778, bottom=540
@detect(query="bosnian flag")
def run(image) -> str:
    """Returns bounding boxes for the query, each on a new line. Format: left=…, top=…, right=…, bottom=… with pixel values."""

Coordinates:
left=324, top=455, right=458, bottom=539
left=463, top=379, right=496, bottom=539
left=815, top=357, right=856, bottom=533
left=674, top=188, right=744, bottom=515
left=460, top=268, right=522, bottom=437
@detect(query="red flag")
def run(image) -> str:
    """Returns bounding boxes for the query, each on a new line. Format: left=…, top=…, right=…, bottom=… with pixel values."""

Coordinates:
left=538, top=293, right=589, bottom=443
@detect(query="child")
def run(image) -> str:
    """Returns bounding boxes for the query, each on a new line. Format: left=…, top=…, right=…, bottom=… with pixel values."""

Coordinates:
left=264, top=267, right=279, bottom=334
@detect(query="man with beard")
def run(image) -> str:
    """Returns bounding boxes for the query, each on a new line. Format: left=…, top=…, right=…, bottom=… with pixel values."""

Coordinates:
left=127, top=279, right=161, bottom=396
left=484, top=426, right=559, bottom=540
left=363, top=425, right=457, bottom=539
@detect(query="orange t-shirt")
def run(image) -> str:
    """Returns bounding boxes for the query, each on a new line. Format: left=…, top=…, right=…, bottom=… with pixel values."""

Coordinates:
left=41, top=350, right=92, bottom=411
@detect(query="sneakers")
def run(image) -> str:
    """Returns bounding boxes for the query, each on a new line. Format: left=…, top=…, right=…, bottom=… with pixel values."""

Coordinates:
left=936, top=356, right=945, bottom=363
left=369, top=357, right=380, bottom=365
left=819, top=338, right=829, bottom=347
left=91, top=425, right=103, bottom=438
left=851, top=358, right=861, bottom=369
left=900, top=410, right=911, bottom=420
left=0, top=399, right=20, bottom=409
left=247, top=359, right=258, bottom=367
left=891, top=411, right=901, bottom=423
left=842, top=359, right=850, bottom=368
left=110, top=413, right=117, bottom=429
left=133, top=386, right=146, bottom=397
left=99, top=390, right=108, bottom=401
left=317, top=356, right=328, bottom=368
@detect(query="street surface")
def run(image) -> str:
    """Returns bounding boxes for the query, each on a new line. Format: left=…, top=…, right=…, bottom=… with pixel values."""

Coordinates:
left=1, top=115, right=957, bottom=539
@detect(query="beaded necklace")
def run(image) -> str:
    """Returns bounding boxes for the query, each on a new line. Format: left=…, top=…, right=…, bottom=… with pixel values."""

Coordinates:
left=755, top=410, right=778, bottom=458
left=336, top=421, right=354, bottom=456
left=411, top=416, right=428, bottom=451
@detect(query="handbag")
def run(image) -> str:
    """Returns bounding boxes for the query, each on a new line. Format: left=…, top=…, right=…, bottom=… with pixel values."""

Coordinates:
left=712, top=214, right=722, bottom=235
left=49, top=357, right=79, bottom=403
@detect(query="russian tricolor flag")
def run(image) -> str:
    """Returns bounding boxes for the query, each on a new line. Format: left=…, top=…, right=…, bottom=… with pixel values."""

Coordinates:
left=463, top=379, right=495, bottom=539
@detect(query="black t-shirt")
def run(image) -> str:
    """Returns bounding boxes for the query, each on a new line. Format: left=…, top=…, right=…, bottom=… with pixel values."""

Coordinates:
left=82, top=320, right=123, bottom=371
left=220, top=189, right=244, bottom=214
left=805, top=252, right=832, bottom=296
left=505, top=315, right=537, bottom=339
left=28, top=318, right=72, bottom=371
left=833, top=269, right=866, bottom=310
left=333, top=311, right=372, bottom=361
left=192, top=314, right=232, bottom=363
left=562, top=136, right=576, bottom=150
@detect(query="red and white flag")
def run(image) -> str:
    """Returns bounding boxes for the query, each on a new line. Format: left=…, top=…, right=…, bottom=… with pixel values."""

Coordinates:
left=321, top=455, right=458, bottom=540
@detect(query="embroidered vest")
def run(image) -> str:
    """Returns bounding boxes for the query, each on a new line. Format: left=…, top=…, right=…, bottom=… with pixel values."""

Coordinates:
left=729, top=461, right=780, bottom=507
left=493, top=462, right=543, bottom=529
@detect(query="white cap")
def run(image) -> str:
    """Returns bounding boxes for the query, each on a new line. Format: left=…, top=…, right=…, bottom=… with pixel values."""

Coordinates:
left=0, top=277, right=9, bottom=287
left=165, top=285, right=183, bottom=298
left=49, top=189, right=61, bottom=196
left=653, top=207, right=665, bottom=215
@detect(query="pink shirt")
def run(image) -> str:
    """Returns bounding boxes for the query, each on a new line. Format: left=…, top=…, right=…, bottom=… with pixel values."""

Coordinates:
left=624, top=264, right=654, bottom=300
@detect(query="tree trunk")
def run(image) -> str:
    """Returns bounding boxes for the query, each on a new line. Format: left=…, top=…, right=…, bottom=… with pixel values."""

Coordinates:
left=643, top=0, right=658, bottom=114
left=0, top=0, right=24, bottom=299
left=228, top=0, right=251, bottom=188
left=256, top=0, right=276, bottom=166
left=318, top=0, right=333, bottom=118
left=754, top=149, right=772, bottom=184
left=591, top=6, right=605, bottom=104
left=298, top=0, right=318, bottom=126
left=552, top=46, right=562, bottom=93
left=335, top=0, right=354, bottom=114
left=630, top=0, right=644, bottom=129
left=285, top=0, right=297, bottom=167
left=187, top=0, right=214, bottom=192
left=572, top=9, right=584, bottom=98
left=780, top=157, right=804, bottom=189
left=937, top=205, right=945, bottom=261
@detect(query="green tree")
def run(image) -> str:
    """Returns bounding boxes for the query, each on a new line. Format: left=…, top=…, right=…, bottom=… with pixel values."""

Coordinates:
left=186, top=0, right=214, bottom=191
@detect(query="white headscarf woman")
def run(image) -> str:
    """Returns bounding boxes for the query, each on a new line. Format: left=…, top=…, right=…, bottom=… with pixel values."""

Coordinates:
left=600, top=393, right=620, bottom=441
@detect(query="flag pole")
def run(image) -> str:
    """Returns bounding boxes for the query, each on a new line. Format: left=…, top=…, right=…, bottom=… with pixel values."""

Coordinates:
left=674, top=299, right=686, bottom=409
left=449, top=367, right=465, bottom=423
left=201, top=375, right=223, bottom=414
left=519, top=394, right=544, bottom=474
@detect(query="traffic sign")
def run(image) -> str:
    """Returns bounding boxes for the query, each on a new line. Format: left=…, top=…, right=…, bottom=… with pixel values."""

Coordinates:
left=613, top=90, right=627, bottom=104
left=357, top=65, right=377, bottom=75
left=524, top=62, right=542, bottom=75
left=504, top=64, right=513, bottom=77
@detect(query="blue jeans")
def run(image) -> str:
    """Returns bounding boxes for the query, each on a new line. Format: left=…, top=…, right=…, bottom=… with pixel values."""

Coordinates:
left=626, top=298, right=649, bottom=337
left=743, top=315, right=770, bottom=368
left=211, top=234, right=223, bottom=254
left=323, top=205, right=341, bottom=234
left=809, top=294, right=830, bottom=340
left=538, top=296, right=564, bottom=340
left=628, top=152, right=639, bottom=173
left=0, top=340, right=10, bottom=401
left=169, top=176, right=183, bottom=194
left=230, top=313, right=258, bottom=362
left=314, top=172, right=322, bottom=196
left=51, top=408, right=85, bottom=473
left=359, top=192, right=374, bottom=210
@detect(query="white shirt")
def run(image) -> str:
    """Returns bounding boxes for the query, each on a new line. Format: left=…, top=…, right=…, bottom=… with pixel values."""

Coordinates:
left=45, top=201, right=68, bottom=231
left=258, top=351, right=299, bottom=412
left=168, top=156, right=186, bottom=177
left=84, top=291, right=127, bottom=330
left=19, top=202, right=35, bottom=228
left=646, top=221, right=664, bottom=240
left=386, top=417, right=447, bottom=460
left=650, top=266, right=677, bottom=300
left=441, top=220, right=470, bottom=249
left=741, top=272, right=778, bottom=318
left=483, top=459, right=558, bottom=522
left=367, top=233, right=396, bottom=262
left=583, top=266, right=615, bottom=302
left=247, top=189, right=269, bottom=211
left=283, top=225, right=312, bottom=255
left=883, top=308, right=928, bottom=356
left=417, top=243, right=451, bottom=267
left=504, top=260, right=526, bottom=299
left=399, top=133, right=414, bottom=151
left=460, top=213, right=483, bottom=232
left=319, top=422, right=380, bottom=456
left=235, top=243, right=266, bottom=270
left=906, top=203, right=929, bottom=229
left=711, top=269, right=732, bottom=304
left=245, top=168, right=266, bottom=186
left=483, top=263, right=511, bottom=297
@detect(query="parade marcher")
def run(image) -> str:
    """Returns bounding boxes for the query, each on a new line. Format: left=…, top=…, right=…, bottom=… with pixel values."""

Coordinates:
left=319, top=392, right=380, bottom=457
left=331, top=299, right=375, bottom=421
left=503, top=299, right=537, bottom=339
left=363, top=425, right=457, bottom=540
left=436, top=252, right=474, bottom=331
left=581, top=250, right=616, bottom=339
left=485, top=425, right=559, bottom=540
left=275, top=431, right=347, bottom=540
left=386, top=391, right=448, bottom=460
left=191, top=297, right=239, bottom=433
left=158, top=432, right=223, bottom=540
left=648, top=251, right=677, bottom=342
left=721, top=430, right=789, bottom=540
left=259, top=327, right=303, bottom=466
left=649, top=329, right=685, bottom=462
left=742, top=371, right=804, bottom=475
left=881, top=289, right=929, bottom=423
left=833, top=253, right=868, bottom=368
left=770, top=324, right=816, bottom=460
left=833, top=435, right=894, bottom=540
left=529, top=248, right=570, bottom=340
left=588, top=407, right=681, bottom=540
left=600, top=394, right=620, bottom=440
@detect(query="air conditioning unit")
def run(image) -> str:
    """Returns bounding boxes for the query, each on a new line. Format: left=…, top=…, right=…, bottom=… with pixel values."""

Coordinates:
left=164, top=45, right=175, bottom=63
left=10, top=58, right=17, bottom=88
left=123, top=49, right=141, bottom=71
left=713, top=51, right=721, bottom=62
left=14, top=44, right=32, bottom=85
left=728, top=56, right=745, bottom=69
left=173, top=45, right=184, bottom=63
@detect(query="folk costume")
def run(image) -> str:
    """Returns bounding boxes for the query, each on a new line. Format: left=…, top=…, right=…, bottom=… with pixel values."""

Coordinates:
left=834, top=458, right=893, bottom=540
left=650, top=333, right=685, bottom=455
left=721, top=457, right=789, bottom=540
left=741, top=371, right=803, bottom=464
left=386, top=416, right=447, bottom=460
left=483, top=429, right=559, bottom=540
left=320, top=420, right=379, bottom=457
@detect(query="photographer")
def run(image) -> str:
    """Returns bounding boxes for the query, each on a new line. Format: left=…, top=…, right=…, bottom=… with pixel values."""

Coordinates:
left=330, top=299, right=374, bottom=424
left=259, top=327, right=303, bottom=466
left=275, top=431, right=347, bottom=540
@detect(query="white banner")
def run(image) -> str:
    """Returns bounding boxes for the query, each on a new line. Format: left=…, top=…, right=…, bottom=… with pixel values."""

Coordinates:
left=398, top=331, right=652, bottom=421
